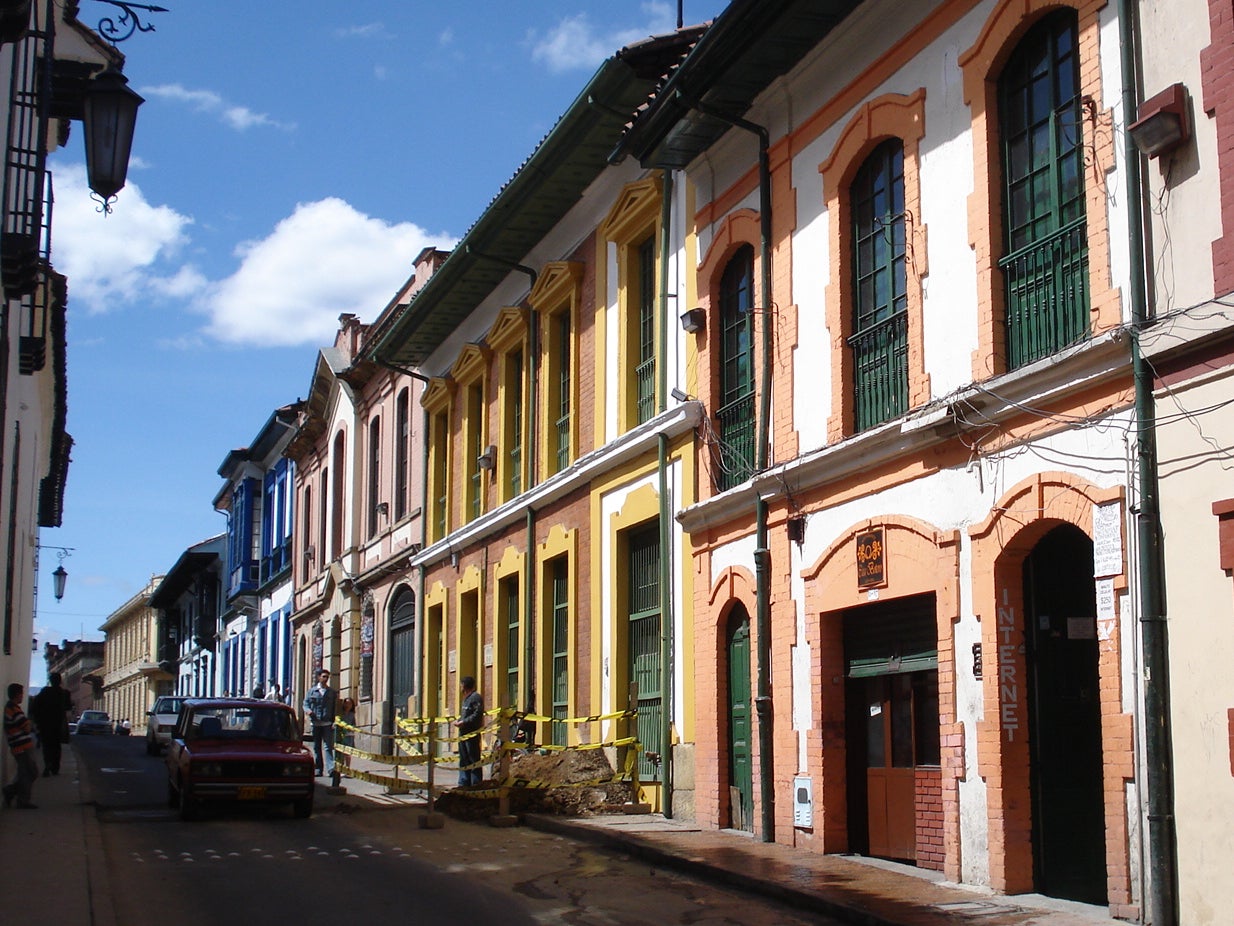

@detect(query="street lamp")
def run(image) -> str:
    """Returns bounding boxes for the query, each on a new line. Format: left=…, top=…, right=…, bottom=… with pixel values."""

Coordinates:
left=37, top=545, right=73, bottom=602
left=82, top=65, right=143, bottom=209
left=52, top=562, right=68, bottom=601
left=75, top=1, right=168, bottom=209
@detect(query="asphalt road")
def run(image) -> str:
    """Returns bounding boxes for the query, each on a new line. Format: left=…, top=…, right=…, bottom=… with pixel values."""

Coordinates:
left=77, top=735, right=842, bottom=926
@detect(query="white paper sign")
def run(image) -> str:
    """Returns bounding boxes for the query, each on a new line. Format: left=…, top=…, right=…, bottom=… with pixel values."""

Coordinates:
left=1093, top=502, right=1123, bottom=577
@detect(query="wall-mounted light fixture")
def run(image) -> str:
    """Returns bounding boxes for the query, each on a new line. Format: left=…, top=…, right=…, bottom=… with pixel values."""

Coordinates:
left=680, top=308, right=706, bottom=334
left=1129, top=82, right=1189, bottom=158
left=786, top=515, right=806, bottom=546
left=375, top=501, right=389, bottom=518
left=82, top=66, right=143, bottom=209
left=670, top=387, right=690, bottom=403
left=477, top=444, right=497, bottom=471
left=302, top=545, right=316, bottom=564
left=37, top=545, right=73, bottom=601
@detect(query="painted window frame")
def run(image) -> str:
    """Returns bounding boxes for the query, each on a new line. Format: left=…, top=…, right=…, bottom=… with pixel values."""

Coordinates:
left=487, top=307, right=531, bottom=505
left=529, top=263, right=584, bottom=479
left=959, top=0, right=1119, bottom=381
left=820, top=90, right=930, bottom=443
left=450, top=344, right=492, bottom=525
left=601, top=177, right=663, bottom=432
left=422, top=378, right=455, bottom=545
left=394, top=387, right=410, bottom=522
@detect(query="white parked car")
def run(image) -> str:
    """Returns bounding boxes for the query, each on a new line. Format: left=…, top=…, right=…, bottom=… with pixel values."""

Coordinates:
left=146, top=696, right=187, bottom=755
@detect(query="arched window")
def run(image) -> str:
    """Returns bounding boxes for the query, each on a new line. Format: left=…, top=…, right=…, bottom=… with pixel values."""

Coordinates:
left=998, top=9, right=1088, bottom=369
left=716, top=245, right=755, bottom=490
left=850, top=139, right=908, bottom=430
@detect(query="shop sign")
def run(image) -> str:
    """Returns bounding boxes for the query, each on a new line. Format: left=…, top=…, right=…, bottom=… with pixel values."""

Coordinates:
left=856, top=528, right=886, bottom=589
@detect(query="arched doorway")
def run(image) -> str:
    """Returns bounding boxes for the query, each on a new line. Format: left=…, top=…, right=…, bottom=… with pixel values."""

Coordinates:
left=390, top=588, right=417, bottom=721
left=1024, top=524, right=1106, bottom=904
left=725, top=603, right=753, bottom=832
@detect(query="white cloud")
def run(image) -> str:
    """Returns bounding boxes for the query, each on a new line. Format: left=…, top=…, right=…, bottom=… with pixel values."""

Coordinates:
left=139, top=83, right=295, bottom=132
left=196, top=197, right=456, bottom=347
left=531, top=2, right=676, bottom=73
left=50, top=164, right=194, bottom=313
left=336, top=22, right=389, bottom=39
left=52, top=167, right=456, bottom=350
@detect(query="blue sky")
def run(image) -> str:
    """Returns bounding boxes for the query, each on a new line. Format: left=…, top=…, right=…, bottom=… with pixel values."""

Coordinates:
left=34, top=1, right=727, bottom=678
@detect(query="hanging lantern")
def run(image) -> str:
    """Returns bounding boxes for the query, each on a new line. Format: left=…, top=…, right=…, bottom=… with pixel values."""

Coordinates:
left=82, top=66, right=143, bottom=207
left=52, top=563, right=68, bottom=601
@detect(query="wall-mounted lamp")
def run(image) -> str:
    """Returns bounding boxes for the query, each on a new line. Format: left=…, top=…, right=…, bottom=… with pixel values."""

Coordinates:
left=37, top=545, right=73, bottom=602
left=302, top=545, right=316, bottom=563
left=680, top=308, right=706, bottom=334
left=1129, top=82, right=1189, bottom=158
left=82, top=65, right=144, bottom=210
left=670, top=387, right=691, bottom=403
left=787, top=515, right=806, bottom=546
left=477, top=444, right=497, bottom=471
left=375, top=501, right=389, bottom=518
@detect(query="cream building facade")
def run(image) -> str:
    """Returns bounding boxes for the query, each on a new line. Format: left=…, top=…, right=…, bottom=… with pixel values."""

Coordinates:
left=99, top=576, right=170, bottom=732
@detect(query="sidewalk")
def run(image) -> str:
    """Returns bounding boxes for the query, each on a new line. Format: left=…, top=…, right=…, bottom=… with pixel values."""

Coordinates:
left=326, top=756, right=1133, bottom=926
left=0, top=745, right=106, bottom=926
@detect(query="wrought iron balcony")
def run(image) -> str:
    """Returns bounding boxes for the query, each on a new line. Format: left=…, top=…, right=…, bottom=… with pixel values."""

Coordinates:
left=1000, top=219, right=1089, bottom=370
left=714, top=391, right=756, bottom=491
left=848, top=310, right=909, bottom=432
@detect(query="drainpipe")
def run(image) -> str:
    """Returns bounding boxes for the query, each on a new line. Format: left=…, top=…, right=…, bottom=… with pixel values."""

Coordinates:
left=525, top=507, right=536, bottom=717
left=1119, top=0, right=1177, bottom=922
left=692, top=96, right=775, bottom=843
left=658, top=169, right=676, bottom=816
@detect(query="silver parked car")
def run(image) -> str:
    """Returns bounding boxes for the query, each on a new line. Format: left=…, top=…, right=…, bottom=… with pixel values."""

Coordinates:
left=146, top=696, right=187, bottom=755
left=75, top=710, right=112, bottom=735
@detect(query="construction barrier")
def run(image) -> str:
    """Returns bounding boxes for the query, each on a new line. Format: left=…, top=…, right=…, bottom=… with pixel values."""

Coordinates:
left=332, top=704, right=643, bottom=812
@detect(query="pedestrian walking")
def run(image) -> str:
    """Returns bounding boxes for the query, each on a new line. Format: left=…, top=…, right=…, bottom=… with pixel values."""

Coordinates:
left=29, top=671, right=71, bottom=775
left=454, top=675, right=484, bottom=787
left=3, top=682, right=38, bottom=809
left=302, top=669, right=337, bottom=777
left=265, top=683, right=282, bottom=702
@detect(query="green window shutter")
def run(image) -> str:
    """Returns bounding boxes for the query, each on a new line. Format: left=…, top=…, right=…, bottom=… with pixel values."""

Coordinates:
left=635, top=235, right=657, bottom=425
left=628, top=525, right=662, bottom=781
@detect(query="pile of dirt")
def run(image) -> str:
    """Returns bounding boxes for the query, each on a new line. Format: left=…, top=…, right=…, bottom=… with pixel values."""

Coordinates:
left=434, top=748, right=636, bottom=821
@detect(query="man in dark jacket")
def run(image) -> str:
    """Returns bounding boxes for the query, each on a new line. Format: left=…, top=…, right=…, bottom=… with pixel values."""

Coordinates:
left=30, top=672, right=71, bottom=775
left=454, top=676, right=484, bottom=786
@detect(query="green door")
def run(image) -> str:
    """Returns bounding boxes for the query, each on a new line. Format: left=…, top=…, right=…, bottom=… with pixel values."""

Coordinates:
left=628, top=526, right=662, bottom=781
left=727, top=605, right=753, bottom=832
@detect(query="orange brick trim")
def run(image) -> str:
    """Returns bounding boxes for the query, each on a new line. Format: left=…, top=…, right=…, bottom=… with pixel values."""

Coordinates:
left=1214, top=498, right=1234, bottom=575
left=1201, top=0, right=1234, bottom=294
left=969, top=471, right=1132, bottom=903
left=802, top=516, right=962, bottom=866
left=959, top=0, right=1119, bottom=381
left=698, top=566, right=759, bottom=831
left=819, top=91, right=932, bottom=443
left=1229, top=708, right=1234, bottom=778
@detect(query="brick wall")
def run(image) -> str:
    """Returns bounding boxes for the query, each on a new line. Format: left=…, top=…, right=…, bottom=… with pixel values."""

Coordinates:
left=915, top=766, right=945, bottom=871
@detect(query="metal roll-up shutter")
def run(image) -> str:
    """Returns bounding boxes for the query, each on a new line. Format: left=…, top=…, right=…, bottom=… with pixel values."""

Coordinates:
left=844, top=594, right=938, bottom=678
